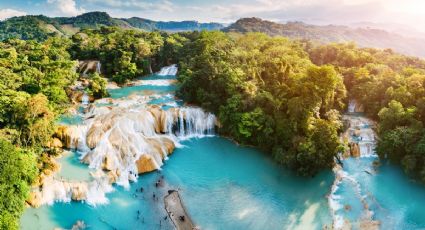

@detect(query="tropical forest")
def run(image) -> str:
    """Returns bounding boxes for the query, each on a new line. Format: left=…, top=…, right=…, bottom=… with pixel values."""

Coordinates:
left=1, top=1, right=425, bottom=230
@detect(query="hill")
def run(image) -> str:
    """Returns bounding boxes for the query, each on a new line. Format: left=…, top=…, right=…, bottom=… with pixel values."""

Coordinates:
left=0, top=12, right=224, bottom=41
left=123, top=17, right=223, bottom=32
left=223, top=17, right=425, bottom=58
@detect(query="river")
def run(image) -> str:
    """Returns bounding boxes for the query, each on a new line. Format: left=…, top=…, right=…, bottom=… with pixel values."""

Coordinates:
left=21, top=66, right=425, bottom=230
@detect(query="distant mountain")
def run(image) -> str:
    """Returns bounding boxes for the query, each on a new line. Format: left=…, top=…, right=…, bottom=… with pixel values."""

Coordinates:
left=223, top=17, right=425, bottom=58
left=123, top=17, right=223, bottom=32
left=348, top=21, right=425, bottom=39
left=0, top=12, right=224, bottom=41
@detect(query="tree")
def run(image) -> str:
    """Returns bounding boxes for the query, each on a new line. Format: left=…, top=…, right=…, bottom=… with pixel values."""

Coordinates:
left=88, top=73, right=109, bottom=98
left=0, top=139, right=38, bottom=229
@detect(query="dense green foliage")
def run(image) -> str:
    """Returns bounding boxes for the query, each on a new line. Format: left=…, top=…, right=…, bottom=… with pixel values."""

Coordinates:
left=0, top=140, right=37, bottom=229
left=177, top=32, right=346, bottom=176
left=87, top=73, right=109, bottom=98
left=69, top=27, right=164, bottom=84
left=0, top=12, right=223, bottom=42
left=306, top=42, right=425, bottom=182
left=0, top=37, right=78, bottom=228
left=0, top=15, right=58, bottom=41
left=2, top=21, right=425, bottom=227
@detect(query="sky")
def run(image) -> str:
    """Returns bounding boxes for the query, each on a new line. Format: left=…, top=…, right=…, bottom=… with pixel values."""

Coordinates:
left=1, top=0, right=425, bottom=32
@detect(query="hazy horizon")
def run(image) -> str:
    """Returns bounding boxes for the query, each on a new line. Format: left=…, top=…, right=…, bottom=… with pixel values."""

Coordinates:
left=1, top=0, right=425, bottom=34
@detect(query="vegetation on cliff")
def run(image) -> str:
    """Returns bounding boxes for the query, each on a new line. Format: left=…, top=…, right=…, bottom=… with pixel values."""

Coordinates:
left=0, top=37, right=78, bottom=228
left=307, top=42, right=425, bottom=182
left=69, top=27, right=164, bottom=83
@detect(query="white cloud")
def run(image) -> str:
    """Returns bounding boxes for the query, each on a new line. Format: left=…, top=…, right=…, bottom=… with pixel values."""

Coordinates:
left=85, top=0, right=175, bottom=12
left=47, top=0, right=86, bottom=16
left=73, top=0, right=425, bottom=33
left=0, top=9, right=27, bottom=20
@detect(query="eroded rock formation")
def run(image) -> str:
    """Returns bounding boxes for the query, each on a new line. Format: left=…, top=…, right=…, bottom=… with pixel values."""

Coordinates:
left=31, top=104, right=216, bottom=206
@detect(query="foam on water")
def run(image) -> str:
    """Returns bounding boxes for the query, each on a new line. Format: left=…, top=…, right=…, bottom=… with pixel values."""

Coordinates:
left=158, top=64, right=178, bottom=76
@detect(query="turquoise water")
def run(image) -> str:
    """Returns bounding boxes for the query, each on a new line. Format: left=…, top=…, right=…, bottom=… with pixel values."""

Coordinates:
left=57, top=114, right=83, bottom=126
left=108, top=75, right=177, bottom=99
left=21, top=138, right=333, bottom=230
left=21, top=73, right=425, bottom=230
left=55, top=151, right=92, bottom=182
left=341, top=158, right=425, bottom=229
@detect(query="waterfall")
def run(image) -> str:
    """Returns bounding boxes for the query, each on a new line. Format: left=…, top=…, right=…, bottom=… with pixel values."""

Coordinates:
left=173, top=108, right=216, bottom=139
left=81, top=92, right=89, bottom=106
left=40, top=105, right=217, bottom=206
left=134, top=79, right=177, bottom=86
left=96, top=61, right=101, bottom=74
left=348, top=100, right=356, bottom=113
left=31, top=171, right=113, bottom=207
left=158, top=64, right=178, bottom=76
left=328, top=114, right=378, bottom=229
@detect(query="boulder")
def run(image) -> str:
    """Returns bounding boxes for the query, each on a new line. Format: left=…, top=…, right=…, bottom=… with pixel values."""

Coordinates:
left=102, top=155, right=116, bottom=171
left=49, top=138, right=63, bottom=148
left=136, top=155, right=158, bottom=174
left=160, top=137, right=175, bottom=154
left=71, top=183, right=88, bottom=201
left=55, top=126, right=72, bottom=149
left=350, top=142, right=360, bottom=158
left=67, top=90, right=84, bottom=104
left=27, top=191, right=42, bottom=208
left=149, top=106, right=163, bottom=133
left=71, top=220, right=87, bottom=230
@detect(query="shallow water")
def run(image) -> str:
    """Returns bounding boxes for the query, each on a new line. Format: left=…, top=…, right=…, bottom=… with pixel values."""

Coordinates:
left=55, top=151, right=92, bottom=182
left=21, top=137, right=334, bottom=230
left=21, top=71, right=425, bottom=230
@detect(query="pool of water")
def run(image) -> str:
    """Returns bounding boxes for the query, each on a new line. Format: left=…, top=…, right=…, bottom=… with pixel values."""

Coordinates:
left=21, top=137, right=334, bottom=230
left=21, top=72, right=425, bottom=230
left=341, top=157, right=425, bottom=229
left=55, top=151, right=92, bottom=182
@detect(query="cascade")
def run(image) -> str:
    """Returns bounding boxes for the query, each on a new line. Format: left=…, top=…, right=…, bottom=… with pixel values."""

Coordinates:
left=30, top=171, right=113, bottom=207
left=96, top=61, right=101, bottom=74
left=34, top=104, right=217, bottom=206
left=348, top=100, right=356, bottom=113
left=328, top=113, right=378, bottom=229
left=81, top=92, right=89, bottom=106
left=158, top=64, right=178, bottom=76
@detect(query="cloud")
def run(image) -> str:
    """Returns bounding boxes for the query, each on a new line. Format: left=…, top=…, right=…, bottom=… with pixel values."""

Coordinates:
left=49, top=0, right=424, bottom=33
left=47, top=0, right=86, bottom=16
left=0, top=9, right=27, bottom=20
left=189, top=0, right=385, bottom=24
left=85, top=0, right=175, bottom=12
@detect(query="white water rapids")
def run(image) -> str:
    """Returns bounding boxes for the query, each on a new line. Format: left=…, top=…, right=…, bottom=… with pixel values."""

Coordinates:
left=328, top=100, right=379, bottom=229
left=158, top=64, right=178, bottom=76
left=31, top=65, right=217, bottom=207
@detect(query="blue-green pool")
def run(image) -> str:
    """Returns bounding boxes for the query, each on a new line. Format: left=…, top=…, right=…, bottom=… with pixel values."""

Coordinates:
left=21, top=72, right=425, bottom=230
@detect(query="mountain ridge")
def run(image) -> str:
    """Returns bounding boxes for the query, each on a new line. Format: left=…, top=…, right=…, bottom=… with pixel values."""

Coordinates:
left=223, top=17, right=425, bottom=57
left=1, top=12, right=425, bottom=58
left=0, top=11, right=224, bottom=41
